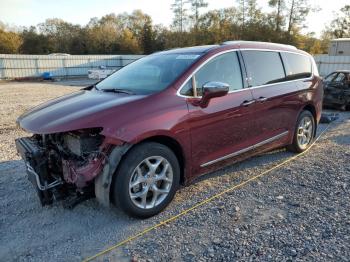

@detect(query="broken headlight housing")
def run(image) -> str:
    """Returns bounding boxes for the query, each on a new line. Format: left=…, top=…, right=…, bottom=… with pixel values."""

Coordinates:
left=63, top=128, right=104, bottom=157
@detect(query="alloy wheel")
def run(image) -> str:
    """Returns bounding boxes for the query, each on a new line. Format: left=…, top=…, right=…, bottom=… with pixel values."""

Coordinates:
left=296, top=115, right=313, bottom=150
left=129, top=156, right=173, bottom=209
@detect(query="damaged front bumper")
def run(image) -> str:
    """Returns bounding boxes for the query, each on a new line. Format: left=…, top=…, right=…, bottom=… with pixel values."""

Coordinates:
left=15, top=128, right=109, bottom=207
left=15, top=137, right=64, bottom=205
left=15, top=128, right=131, bottom=208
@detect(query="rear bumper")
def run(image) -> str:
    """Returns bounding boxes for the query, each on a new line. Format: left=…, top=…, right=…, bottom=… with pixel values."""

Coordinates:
left=15, top=137, right=63, bottom=205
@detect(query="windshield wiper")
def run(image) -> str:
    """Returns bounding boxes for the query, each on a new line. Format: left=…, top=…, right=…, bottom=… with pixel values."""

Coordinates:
left=101, top=88, right=134, bottom=95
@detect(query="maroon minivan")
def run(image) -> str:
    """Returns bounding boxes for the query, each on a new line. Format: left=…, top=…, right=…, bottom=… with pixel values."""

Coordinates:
left=15, top=41, right=323, bottom=217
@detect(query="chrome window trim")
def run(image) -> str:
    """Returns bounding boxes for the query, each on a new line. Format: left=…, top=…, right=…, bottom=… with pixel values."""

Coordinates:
left=200, top=130, right=289, bottom=168
left=176, top=48, right=315, bottom=98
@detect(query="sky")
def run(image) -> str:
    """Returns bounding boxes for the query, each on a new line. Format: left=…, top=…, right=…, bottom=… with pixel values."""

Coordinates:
left=0, top=0, right=348, bottom=36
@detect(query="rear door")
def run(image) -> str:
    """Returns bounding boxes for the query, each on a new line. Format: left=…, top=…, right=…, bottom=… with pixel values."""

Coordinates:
left=240, top=50, right=300, bottom=143
left=179, top=51, right=256, bottom=176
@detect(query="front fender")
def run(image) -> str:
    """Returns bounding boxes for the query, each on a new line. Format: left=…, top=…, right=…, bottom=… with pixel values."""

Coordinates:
left=95, top=144, right=131, bottom=207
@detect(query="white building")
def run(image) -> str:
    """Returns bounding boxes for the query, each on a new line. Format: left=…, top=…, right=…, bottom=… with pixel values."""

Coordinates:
left=328, top=38, right=350, bottom=56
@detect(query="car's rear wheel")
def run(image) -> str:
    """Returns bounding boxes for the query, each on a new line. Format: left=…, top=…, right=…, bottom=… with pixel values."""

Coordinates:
left=112, top=142, right=180, bottom=218
left=287, top=110, right=315, bottom=153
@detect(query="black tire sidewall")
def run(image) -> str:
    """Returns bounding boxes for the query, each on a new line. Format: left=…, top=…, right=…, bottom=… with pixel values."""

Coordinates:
left=112, top=142, right=180, bottom=218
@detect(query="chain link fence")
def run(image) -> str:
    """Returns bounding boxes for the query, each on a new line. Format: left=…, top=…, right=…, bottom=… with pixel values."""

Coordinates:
left=0, top=54, right=144, bottom=79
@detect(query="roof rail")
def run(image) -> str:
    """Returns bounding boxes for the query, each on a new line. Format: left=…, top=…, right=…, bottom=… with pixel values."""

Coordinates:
left=221, top=41, right=297, bottom=50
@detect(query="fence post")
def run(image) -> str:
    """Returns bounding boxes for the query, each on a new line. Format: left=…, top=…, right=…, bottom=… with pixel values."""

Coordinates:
left=0, top=57, right=3, bottom=79
left=63, top=58, right=68, bottom=78
left=35, top=58, right=40, bottom=77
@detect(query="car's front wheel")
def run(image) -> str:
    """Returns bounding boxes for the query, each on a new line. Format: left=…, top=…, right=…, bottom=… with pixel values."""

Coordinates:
left=112, top=142, right=180, bottom=218
left=287, top=110, right=315, bottom=153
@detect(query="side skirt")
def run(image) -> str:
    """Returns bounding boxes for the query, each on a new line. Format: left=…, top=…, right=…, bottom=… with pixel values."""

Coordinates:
left=200, top=131, right=289, bottom=168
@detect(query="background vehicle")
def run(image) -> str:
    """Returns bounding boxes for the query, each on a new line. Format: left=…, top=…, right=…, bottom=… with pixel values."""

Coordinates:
left=88, top=65, right=117, bottom=80
left=323, top=70, right=350, bottom=110
left=15, top=41, right=323, bottom=218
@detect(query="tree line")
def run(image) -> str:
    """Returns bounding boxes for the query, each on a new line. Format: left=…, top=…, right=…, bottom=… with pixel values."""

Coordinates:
left=0, top=1, right=349, bottom=55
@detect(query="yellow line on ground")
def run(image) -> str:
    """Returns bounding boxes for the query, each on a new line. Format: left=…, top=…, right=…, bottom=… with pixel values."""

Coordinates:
left=83, top=124, right=331, bottom=262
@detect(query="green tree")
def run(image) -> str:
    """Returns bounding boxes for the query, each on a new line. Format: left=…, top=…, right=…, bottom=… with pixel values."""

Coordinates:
left=329, top=5, right=350, bottom=38
left=0, top=28, right=22, bottom=53
left=309, top=40, right=322, bottom=54
left=268, top=0, right=285, bottom=32
left=286, top=0, right=311, bottom=36
left=188, top=0, right=208, bottom=44
left=21, top=26, right=51, bottom=54
left=236, top=0, right=263, bottom=38
left=189, top=0, right=208, bottom=27
left=172, top=0, right=188, bottom=33
left=128, top=10, right=155, bottom=53
left=38, top=19, right=85, bottom=54
left=141, top=19, right=155, bottom=54
left=85, top=13, right=142, bottom=54
left=197, top=8, right=240, bottom=44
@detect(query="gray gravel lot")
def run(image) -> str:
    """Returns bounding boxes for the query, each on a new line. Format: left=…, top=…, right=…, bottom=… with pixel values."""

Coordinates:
left=0, top=81, right=349, bottom=262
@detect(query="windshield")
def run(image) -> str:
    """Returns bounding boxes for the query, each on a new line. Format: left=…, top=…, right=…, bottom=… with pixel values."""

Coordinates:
left=96, top=53, right=201, bottom=94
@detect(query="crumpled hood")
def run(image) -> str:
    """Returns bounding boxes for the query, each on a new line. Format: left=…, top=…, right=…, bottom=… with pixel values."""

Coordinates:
left=17, top=90, right=146, bottom=134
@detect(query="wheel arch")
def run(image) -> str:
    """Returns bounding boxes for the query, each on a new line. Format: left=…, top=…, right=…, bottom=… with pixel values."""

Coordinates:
left=139, top=135, right=186, bottom=185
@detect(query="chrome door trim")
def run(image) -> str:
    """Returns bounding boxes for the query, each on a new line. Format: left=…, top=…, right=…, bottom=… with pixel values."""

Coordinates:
left=200, top=131, right=289, bottom=168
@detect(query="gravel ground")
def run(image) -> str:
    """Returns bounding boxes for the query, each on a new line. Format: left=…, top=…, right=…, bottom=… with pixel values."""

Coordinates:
left=0, top=82, right=349, bottom=262
left=113, top=115, right=350, bottom=262
left=0, top=82, right=79, bottom=162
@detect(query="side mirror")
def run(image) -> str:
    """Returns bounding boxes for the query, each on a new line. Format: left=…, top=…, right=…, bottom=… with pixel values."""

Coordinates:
left=188, top=81, right=229, bottom=108
left=202, top=81, right=229, bottom=99
left=192, top=82, right=229, bottom=108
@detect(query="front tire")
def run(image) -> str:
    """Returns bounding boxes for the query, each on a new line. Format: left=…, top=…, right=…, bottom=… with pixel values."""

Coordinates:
left=112, top=142, right=180, bottom=218
left=287, top=110, right=315, bottom=153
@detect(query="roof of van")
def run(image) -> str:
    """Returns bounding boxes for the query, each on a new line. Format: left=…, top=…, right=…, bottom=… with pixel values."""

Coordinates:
left=156, top=41, right=301, bottom=55
left=221, top=41, right=297, bottom=51
left=155, top=45, right=219, bottom=54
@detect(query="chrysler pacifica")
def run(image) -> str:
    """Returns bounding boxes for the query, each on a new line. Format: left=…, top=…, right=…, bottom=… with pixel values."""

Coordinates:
left=15, top=41, right=323, bottom=217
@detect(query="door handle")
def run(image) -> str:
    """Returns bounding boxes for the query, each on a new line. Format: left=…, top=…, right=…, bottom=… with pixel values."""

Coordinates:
left=256, top=96, right=268, bottom=102
left=241, top=100, right=256, bottom=106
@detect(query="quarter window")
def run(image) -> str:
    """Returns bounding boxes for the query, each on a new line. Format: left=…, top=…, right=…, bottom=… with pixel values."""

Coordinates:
left=281, top=52, right=312, bottom=80
left=241, top=51, right=286, bottom=87
left=180, top=52, right=243, bottom=96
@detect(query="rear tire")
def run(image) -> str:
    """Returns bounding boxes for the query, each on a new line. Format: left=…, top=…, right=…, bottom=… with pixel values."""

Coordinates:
left=112, top=142, right=180, bottom=218
left=287, top=110, right=315, bottom=153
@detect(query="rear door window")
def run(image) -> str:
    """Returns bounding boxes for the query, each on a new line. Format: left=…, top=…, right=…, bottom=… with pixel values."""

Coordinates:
left=241, top=50, right=286, bottom=87
left=281, top=52, right=312, bottom=80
